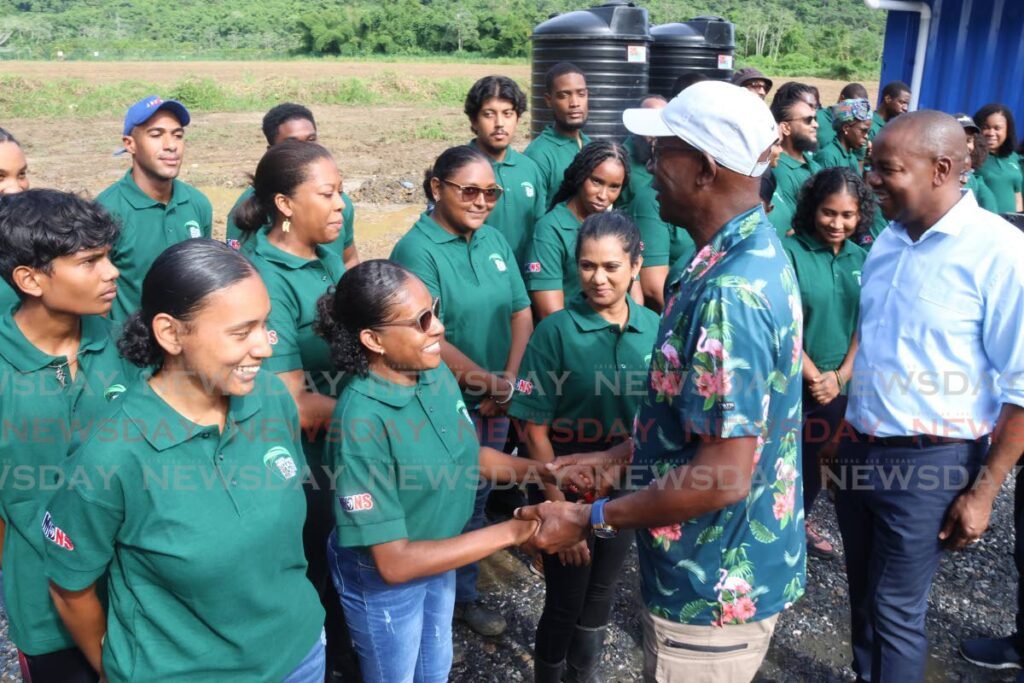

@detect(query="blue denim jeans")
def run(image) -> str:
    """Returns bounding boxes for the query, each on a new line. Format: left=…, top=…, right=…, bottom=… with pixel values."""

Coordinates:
left=454, top=413, right=509, bottom=604
left=328, top=534, right=456, bottom=683
left=281, top=634, right=326, bottom=683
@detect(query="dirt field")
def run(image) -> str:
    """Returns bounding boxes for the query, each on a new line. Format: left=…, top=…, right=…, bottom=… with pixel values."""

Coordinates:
left=0, top=60, right=876, bottom=257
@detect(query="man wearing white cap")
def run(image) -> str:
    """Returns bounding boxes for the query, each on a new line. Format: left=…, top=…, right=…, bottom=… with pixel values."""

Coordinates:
left=516, top=81, right=805, bottom=681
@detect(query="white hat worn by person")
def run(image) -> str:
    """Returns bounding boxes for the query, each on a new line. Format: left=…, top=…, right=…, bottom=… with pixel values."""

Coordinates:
left=622, top=80, right=778, bottom=178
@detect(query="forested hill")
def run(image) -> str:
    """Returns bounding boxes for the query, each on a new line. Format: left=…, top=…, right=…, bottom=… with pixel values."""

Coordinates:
left=0, top=0, right=885, bottom=77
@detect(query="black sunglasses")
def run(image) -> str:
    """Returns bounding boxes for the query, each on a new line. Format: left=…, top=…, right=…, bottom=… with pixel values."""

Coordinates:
left=375, top=297, right=441, bottom=333
left=442, top=179, right=503, bottom=203
left=786, top=115, right=816, bottom=125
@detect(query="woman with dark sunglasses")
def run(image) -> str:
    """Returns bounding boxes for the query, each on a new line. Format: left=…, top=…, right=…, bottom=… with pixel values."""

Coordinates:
left=232, top=139, right=358, bottom=677
left=316, top=260, right=546, bottom=682
left=524, top=141, right=630, bottom=320
left=390, top=145, right=533, bottom=636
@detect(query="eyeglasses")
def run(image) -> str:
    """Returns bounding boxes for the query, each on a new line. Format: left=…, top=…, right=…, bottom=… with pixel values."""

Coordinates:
left=375, top=297, right=441, bottom=333
left=786, top=115, right=816, bottom=125
left=441, top=179, right=503, bottom=203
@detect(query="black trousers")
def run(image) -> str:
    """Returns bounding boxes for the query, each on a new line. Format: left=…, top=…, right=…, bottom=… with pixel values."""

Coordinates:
left=529, top=489, right=633, bottom=664
left=20, top=647, right=98, bottom=683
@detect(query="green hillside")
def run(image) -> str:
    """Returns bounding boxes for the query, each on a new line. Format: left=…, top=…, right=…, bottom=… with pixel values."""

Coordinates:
left=0, top=0, right=885, bottom=77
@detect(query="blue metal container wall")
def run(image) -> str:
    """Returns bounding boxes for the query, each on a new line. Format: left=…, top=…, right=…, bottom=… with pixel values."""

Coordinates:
left=879, top=0, right=1024, bottom=121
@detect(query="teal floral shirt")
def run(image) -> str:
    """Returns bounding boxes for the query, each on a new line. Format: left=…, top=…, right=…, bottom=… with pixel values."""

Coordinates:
left=632, top=206, right=806, bottom=626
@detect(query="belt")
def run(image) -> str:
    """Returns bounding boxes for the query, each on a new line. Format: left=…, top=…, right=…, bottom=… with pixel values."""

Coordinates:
left=849, top=428, right=983, bottom=449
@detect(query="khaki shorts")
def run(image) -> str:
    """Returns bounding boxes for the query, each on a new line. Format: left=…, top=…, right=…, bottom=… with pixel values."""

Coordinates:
left=641, top=609, right=779, bottom=683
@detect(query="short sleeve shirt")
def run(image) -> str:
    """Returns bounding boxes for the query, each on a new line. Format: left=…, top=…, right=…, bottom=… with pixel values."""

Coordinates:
left=769, top=153, right=819, bottom=237
left=524, top=125, right=592, bottom=201
left=509, top=293, right=659, bottom=455
left=869, top=111, right=885, bottom=140
left=632, top=206, right=806, bottom=626
left=469, top=142, right=546, bottom=267
left=618, top=137, right=695, bottom=267
left=523, top=202, right=583, bottom=300
left=966, top=173, right=1001, bottom=213
left=225, top=185, right=356, bottom=257
left=390, top=213, right=530, bottom=407
left=43, top=372, right=324, bottom=683
left=0, top=314, right=134, bottom=655
left=814, top=138, right=860, bottom=174
left=976, top=152, right=1023, bottom=214
left=782, top=233, right=866, bottom=372
left=328, top=364, right=479, bottom=547
left=815, top=108, right=836, bottom=151
left=98, top=171, right=213, bottom=321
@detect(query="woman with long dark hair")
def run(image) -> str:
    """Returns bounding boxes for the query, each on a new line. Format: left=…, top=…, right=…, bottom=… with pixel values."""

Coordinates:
left=973, top=103, right=1023, bottom=213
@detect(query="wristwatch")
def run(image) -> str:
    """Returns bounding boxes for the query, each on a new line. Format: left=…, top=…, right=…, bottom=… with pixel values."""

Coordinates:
left=590, top=498, right=618, bottom=539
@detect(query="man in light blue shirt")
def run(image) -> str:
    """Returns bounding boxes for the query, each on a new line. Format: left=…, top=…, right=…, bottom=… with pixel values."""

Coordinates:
left=838, top=111, right=1024, bottom=681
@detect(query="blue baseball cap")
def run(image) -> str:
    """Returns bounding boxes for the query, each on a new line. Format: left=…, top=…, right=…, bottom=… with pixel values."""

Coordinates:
left=122, top=95, right=190, bottom=136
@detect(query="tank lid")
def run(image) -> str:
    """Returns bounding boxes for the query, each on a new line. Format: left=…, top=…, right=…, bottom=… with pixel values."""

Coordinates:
left=532, top=1, right=650, bottom=41
left=650, top=18, right=734, bottom=48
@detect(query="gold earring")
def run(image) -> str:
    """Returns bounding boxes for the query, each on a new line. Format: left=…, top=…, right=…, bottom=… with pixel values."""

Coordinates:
left=282, top=219, right=291, bottom=233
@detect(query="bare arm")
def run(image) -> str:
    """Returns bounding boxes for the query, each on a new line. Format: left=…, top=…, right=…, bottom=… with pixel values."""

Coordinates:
left=342, top=244, right=361, bottom=270
left=50, top=582, right=106, bottom=675
left=836, top=334, right=858, bottom=386
left=440, top=341, right=510, bottom=398
left=529, top=290, right=564, bottom=321
left=522, top=421, right=566, bottom=503
left=277, top=369, right=337, bottom=437
left=639, top=266, right=668, bottom=313
left=504, top=307, right=534, bottom=380
left=1016, top=192, right=1023, bottom=213
left=479, top=446, right=552, bottom=486
left=369, top=518, right=538, bottom=585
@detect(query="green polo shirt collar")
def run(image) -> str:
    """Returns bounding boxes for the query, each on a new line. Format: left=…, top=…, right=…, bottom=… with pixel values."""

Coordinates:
left=542, top=125, right=585, bottom=149
left=778, top=152, right=811, bottom=173
left=793, top=231, right=865, bottom=258
left=0, top=314, right=110, bottom=372
left=348, top=366, right=442, bottom=409
left=415, top=211, right=497, bottom=248
left=468, top=139, right=525, bottom=169
left=565, top=293, right=646, bottom=333
left=550, top=202, right=581, bottom=231
left=115, top=170, right=190, bottom=211
left=252, top=228, right=332, bottom=270
left=121, top=380, right=263, bottom=452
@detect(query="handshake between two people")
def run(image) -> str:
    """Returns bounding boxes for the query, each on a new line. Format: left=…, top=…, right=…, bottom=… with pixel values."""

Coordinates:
left=514, top=442, right=634, bottom=560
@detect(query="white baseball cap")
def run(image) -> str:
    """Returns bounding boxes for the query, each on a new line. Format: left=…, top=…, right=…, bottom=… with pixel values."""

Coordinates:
left=623, top=80, right=779, bottom=177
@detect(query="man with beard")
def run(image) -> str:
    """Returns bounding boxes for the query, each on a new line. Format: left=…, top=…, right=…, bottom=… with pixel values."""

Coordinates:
left=525, top=62, right=591, bottom=201
left=464, top=75, right=546, bottom=267
left=768, top=83, right=821, bottom=236
left=97, top=96, right=212, bottom=321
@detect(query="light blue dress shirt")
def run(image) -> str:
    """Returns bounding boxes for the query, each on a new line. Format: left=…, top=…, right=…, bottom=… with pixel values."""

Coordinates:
left=847, top=191, right=1024, bottom=439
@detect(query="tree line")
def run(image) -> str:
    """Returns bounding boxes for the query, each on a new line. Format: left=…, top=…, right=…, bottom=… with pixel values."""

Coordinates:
left=0, top=0, right=885, bottom=78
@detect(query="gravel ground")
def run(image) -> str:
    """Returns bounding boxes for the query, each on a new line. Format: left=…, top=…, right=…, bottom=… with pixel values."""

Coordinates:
left=1, top=477, right=1018, bottom=682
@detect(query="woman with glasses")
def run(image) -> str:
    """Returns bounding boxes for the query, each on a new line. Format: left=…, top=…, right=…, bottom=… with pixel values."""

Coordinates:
left=524, top=141, right=630, bottom=320
left=316, top=260, right=546, bottom=683
left=390, top=145, right=533, bottom=635
left=232, top=139, right=357, bottom=677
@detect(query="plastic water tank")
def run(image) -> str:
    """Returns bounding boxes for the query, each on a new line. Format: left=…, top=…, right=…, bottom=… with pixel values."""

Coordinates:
left=530, top=1, right=651, bottom=142
left=649, top=17, right=736, bottom=100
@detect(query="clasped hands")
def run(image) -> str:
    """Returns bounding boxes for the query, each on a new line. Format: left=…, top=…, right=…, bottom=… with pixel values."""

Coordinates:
left=514, top=448, right=629, bottom=558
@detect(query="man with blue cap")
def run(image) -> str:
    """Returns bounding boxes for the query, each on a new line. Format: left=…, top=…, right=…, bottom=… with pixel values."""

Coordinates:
left=515, top=81, right=805, bottom=681
left=97, top=95, right=212, bottom=321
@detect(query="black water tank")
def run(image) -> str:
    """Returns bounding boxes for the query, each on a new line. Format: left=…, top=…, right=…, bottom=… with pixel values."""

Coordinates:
left=530, top=1, right=651, bottom=142
left=649, top=17, right=736, bottom=100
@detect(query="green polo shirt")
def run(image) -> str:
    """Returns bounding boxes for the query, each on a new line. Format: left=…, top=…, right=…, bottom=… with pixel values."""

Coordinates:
left=43, top=371, right=324, bottom=683
left=224, top=186, right=356, bottom=258
left=524, top=202, right=584, bottom=301
left=814, top=138, right=861, bottom=174
left=976, top=152, right=1023, bottom=214
left=618, top=137, right=695, bottom=267
left=242, top=230, right=345, bottom=465
left=98, top=170, right=213, bottom=322
left=769, top=152, right=820, bottom=237
left=390, top=212, right=529, bottom=408
left=869, top=111, right=886, bottom=140
left=0, top=313, right=132, bottom=655
left=965, top=172, right=1000, bottom=213
left=524, top=125, right=592, bottom=202
left=469, top=141, right=546, bottom=267
left=782, top=232, right=866, bottom=372
left=509, top=293, right=658, bottom=455
left=0, top=280, right=17, bottom=313
left=815, top=108, right=835, bottom=151
left=329, top=363, right=479, bottom=548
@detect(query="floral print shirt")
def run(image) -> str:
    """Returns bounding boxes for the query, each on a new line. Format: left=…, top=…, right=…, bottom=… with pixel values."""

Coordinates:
left=632, top=206, right=806, bottom=626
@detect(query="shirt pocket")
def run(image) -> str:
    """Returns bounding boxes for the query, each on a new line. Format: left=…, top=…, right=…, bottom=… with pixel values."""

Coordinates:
left=915, top=283, right=982, bottom=339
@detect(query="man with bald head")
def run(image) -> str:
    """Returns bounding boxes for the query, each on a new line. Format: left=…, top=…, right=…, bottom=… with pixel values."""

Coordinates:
left=837, top=110, right=1024, bottom=680
left=516, top=82, right=805, bottom=680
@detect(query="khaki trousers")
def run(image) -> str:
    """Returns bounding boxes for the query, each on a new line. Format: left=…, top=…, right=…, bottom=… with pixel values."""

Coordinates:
left=641, top=609, right=779, bottom=683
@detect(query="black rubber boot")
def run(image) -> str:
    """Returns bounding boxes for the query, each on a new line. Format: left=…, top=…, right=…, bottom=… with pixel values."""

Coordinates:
left=534, top=658, right=566, bottom=683
left=564, top=626, right=605, bottom=683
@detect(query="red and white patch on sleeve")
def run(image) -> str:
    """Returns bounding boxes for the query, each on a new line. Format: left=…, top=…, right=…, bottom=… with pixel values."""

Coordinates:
left=525, top=262, right=542, bottom=273
left=267, top=330, right=279, bottom=345
left=340, top=493, right=374, bottom=512
left=515, top=378, right=534, bottom=395
left=42, top=511, right=74, bottom=551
